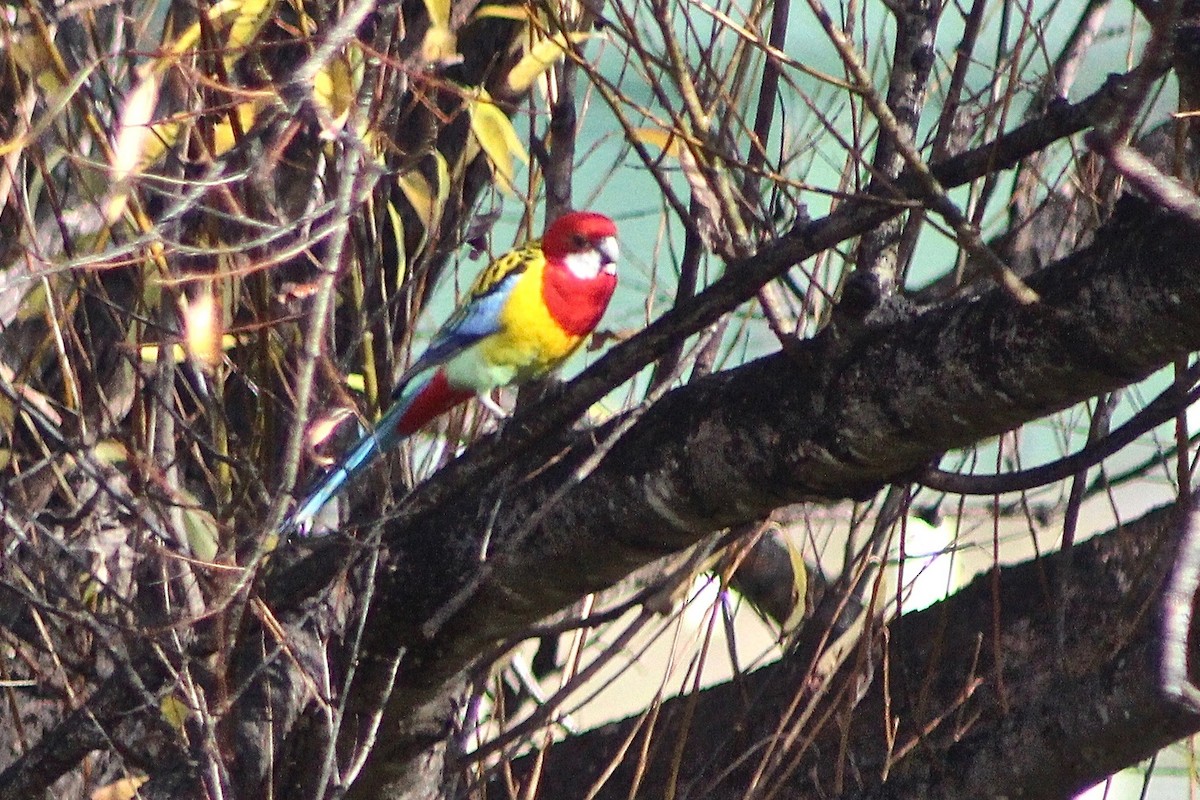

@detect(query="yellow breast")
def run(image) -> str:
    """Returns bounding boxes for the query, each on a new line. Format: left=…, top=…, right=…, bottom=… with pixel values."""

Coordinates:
left=480, top=256, right=582, bottom=382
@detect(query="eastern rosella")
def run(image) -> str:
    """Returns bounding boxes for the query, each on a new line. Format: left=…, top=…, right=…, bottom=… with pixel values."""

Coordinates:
left=285, top=211, right=620, bottom=537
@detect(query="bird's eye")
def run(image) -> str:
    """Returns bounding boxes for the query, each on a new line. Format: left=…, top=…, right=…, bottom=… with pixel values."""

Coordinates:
left=571, top=233, right=588, bottom=249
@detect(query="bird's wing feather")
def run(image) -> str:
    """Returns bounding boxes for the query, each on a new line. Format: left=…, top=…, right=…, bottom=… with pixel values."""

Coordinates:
left=392, top=242, right=540, bottom=397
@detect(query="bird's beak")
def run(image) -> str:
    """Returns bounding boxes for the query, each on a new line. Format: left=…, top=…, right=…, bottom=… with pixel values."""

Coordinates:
left=596, top=236, right=619, bottom=274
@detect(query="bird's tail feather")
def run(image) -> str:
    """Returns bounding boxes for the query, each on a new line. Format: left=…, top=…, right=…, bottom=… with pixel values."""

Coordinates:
left=282, top=370, right=437, bottom=537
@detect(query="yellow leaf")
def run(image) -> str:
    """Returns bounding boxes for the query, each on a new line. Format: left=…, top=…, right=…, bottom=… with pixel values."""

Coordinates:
left=16, top=281, right=47, bottom=320
left=396, top=152, right=450, bottom=235
left=780, top=535, right=809, bottom=634
left=181, top=506, right=220, bottom=562
left=422, top=0, right=450, bottom=28
left=160, top=695, right=190, bottom=731
left=432, top=148, right=451, bottom=189
left=312, top=49, right=359, bottom=138
left=157, top=0, right=266, bottom=71
left=209, top=101, right=260, bottom=155
left=470, top=4, right=531, bottom=21
left=457, top=125, right=482, bottom=175
left=468, top=94, right=527, bottom=194
left=94, top=440, right=128, bottom=464
left=164, top=16, right=208, bottom=59
left=431, top=150, right=450, bottom=208
left=106, top=67, right=161, bottom=223
left=506, top=32, right=591, bottom=94
left=397, top=172, right=434, bottom=234
left=0, top=62, right=99, bottom=158
left=418, top=0, right=456, bottom=64
left=226, top=0, right=277, bottom=69
left=7, top=23, right=63, bottom=93
left=139, top=119, right=182, bottom=171
left=91, top=775, right=148, bottom=800
left=421, top=25, right=459, bottom=66
left=631, top=126, right=684, bottom=158
left=159, top=0, right=235, bottom=62
left=386, top=199, right=406, bottom=290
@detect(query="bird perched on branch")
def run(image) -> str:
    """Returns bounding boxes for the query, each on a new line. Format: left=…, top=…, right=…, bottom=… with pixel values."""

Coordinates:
left=285, top=211, right=620, bottom=537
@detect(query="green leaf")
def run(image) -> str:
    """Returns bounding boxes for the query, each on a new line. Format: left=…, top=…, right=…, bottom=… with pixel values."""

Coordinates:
left=181, top=506, right=220, bottom=562
left=160, top=695, right=191, bottom=731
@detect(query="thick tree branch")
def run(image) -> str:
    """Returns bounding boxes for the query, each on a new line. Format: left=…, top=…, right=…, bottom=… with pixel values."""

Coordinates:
left=506, top=495, right=1200, bottom=800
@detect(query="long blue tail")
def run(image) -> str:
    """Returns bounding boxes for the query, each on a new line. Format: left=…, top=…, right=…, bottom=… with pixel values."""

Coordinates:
left=282, top=374, right=430, bottom=538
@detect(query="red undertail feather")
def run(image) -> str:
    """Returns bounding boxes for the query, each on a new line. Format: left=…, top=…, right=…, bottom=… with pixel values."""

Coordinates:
left=397, top=370, right=476, bottom=436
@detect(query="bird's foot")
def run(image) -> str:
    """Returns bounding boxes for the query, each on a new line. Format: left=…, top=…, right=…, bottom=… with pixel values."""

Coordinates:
left=478, top=393, right=509, bottom=421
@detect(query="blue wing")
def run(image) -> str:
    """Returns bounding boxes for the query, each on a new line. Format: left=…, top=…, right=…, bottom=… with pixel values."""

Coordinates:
left=395, top=237, right=539, bottom=393
left=394, top=270, right=521, bottom=396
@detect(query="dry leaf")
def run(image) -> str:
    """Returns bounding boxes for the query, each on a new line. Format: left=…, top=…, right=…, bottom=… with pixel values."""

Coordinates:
left=181, top=291, right=222, bottom=367
left=468, top=94, right=527, bottom=194
left=105, top=68, right=161, bottom=223
left=91, top=776, right=148, bottom=800
left=505, top=32, right=592, bottom=94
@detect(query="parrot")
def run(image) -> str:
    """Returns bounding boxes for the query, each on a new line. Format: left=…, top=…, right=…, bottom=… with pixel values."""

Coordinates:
left=284, top=210, right=620, bottom=537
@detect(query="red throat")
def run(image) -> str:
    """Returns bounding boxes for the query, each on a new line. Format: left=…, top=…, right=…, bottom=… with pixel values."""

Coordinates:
left=397, top=370, right=476, bottom=436
left=541, top=263, right=618, bottom=336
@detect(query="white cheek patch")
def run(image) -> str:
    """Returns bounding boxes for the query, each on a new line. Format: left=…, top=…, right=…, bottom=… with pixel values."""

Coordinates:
left=564, top=249, right=603, bottom=280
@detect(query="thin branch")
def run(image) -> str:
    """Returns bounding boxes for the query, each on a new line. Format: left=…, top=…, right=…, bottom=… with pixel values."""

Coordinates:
left=921, top=365, right=1200, bottom=496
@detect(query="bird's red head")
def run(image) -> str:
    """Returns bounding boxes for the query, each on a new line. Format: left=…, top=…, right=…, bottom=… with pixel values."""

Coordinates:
left=540, top=211, right=619, bottom=336
left=542, top=211, right=620, bottom=280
